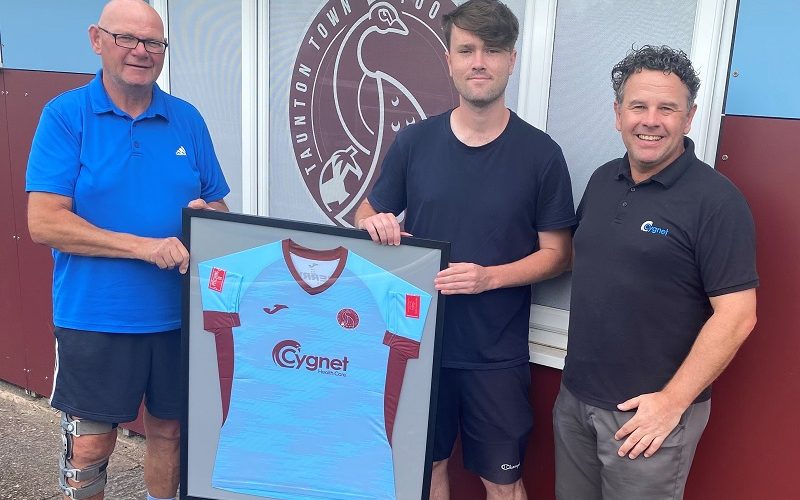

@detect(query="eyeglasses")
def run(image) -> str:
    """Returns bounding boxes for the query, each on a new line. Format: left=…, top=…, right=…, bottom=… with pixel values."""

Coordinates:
left=97, top=26, right=168, bottom=54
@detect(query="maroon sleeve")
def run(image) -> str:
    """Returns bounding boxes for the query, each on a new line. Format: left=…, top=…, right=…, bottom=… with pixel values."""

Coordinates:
left=203, top=311, right=240, bottom=425
left=382, top=331, right=421, bottom=445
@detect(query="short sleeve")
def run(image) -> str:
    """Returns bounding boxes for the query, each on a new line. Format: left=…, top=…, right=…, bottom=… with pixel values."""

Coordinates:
left=345, top=251, right=431, bottom=343
left=535, top=145, right=577, bottom=231
left=387, top=289, right=431, bottom=344
left=197, top=242, right=285, bottom=329
left=695, top=192, right=759, bottom=296
left=26, top=104, right=82, bottom=196
left=368, top=133, right=408, bottom=215
left=198, top=262, right=244, bottom=316
left=195, top=118, right=231, bottom=203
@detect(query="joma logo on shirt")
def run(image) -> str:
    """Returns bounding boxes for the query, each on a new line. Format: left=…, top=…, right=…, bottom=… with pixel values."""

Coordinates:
left=272, top=339, right=349, bottom=373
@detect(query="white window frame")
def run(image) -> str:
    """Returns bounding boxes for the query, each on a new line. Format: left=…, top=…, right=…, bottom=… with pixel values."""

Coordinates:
left=151, top=0, right=170, bottom=92
left=517, top=0, right=739, bottom=369
left=241, top=1, right=270, bottom=216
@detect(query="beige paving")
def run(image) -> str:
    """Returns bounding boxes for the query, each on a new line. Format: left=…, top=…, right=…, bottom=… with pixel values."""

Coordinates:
left=0, top=380, right=148, bottom=500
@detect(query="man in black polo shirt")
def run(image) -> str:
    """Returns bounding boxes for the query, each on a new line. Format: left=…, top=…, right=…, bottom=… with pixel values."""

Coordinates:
left=554, top=45, right=758, bottom=500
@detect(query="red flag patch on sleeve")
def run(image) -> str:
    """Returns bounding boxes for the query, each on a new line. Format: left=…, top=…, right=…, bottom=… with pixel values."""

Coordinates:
left=405, top=294, right=421, bottom=319
left=209, top=267, right=226, bottom=292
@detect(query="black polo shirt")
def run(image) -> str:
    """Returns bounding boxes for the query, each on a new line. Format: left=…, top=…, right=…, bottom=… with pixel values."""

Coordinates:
left=563, top=138, right=758, bottom=411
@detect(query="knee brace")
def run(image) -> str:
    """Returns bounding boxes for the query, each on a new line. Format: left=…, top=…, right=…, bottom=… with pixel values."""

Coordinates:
left=59, top=412, right=115, bottom=499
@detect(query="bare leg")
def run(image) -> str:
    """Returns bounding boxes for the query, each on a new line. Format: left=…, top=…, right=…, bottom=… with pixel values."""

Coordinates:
left=482, top=477, right=527, bottom=500
left=143, top=410, right=180, bottom=498
left=430, top=459, right=450, bottom=500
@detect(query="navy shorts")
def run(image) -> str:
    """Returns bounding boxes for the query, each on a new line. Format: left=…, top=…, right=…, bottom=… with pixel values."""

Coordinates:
left=432, top=364, right=533, bottom=484
left=50, top=327, right=182, bottom=423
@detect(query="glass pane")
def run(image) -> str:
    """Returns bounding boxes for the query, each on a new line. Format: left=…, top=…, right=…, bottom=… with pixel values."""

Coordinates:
left=534, top=0, right=697, bottom=309
left=168, top=0, right=244, bottom=212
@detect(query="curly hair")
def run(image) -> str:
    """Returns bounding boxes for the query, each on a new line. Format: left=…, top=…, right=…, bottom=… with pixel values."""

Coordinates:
left=612, top=45, right=700, bottom=106
left=442, top=0, right=519, bottom=51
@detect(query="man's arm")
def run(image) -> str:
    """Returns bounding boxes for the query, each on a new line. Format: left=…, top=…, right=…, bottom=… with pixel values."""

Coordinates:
left=614, top=288, right=757, bottom=459
left=434, top=228, right=572, bottom=294
left=354, top=199, right=408, bottom=246
left=28, top=192, right=227, bottom=274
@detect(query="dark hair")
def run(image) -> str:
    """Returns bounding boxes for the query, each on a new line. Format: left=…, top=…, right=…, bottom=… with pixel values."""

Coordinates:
left=611, top=45, right=700, bottom=106
left=442, top=0, right=519, bottom=51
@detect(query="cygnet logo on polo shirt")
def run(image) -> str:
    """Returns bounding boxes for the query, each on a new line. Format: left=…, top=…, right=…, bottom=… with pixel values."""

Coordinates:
left=640, top=220, right=670, bottom=236
left=272, top=339, right=349, bottom=376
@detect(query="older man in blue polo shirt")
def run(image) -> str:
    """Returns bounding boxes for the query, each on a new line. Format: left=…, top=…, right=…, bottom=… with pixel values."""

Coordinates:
left=554, top=45, right=758, bottom=500
left=25, top=1, right=229, bottom=499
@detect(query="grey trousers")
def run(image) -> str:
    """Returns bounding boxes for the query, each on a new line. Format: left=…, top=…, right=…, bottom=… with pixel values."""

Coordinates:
left=553, top=384, right=710, bottom=500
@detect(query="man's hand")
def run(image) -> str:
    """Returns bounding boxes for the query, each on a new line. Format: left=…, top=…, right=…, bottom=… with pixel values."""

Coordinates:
left=357, top=212, right=410, bottom=245
left=188, top=198, right=214, bottom=210
left=141, top=237, right=191, bottom=274
left=434, top=262, right=494, bottom=295
left=614, top=391, right=686, bottom=459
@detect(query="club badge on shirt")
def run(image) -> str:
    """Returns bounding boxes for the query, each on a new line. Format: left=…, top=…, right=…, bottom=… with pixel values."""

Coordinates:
left=209, top=267, right=226, bottom=292
left=406, top=294, right=421, bottom=319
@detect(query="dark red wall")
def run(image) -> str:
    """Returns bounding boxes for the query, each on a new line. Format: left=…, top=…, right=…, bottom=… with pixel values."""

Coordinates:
left=0, top=70, right=28, bottom=389
left=684, top=115, right=800, bottom=499
left=7, top=70, right=96, bottom=395
left=1, top=69, right=92, bottom=394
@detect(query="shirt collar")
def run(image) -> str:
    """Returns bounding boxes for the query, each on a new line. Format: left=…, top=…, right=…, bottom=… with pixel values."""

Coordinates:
left=88, top=69, right=169, bottom=121
left=615, top=137, right=696, bottom=188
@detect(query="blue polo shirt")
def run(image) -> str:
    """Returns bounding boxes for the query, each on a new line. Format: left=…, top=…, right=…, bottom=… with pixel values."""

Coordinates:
left=26, top=70, right=230, bottom=333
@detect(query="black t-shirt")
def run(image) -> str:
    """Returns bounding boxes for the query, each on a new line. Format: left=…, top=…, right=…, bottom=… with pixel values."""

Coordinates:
left=369, top=110, right=576, bottom=368
left=564, top=138, right=758, bottom=410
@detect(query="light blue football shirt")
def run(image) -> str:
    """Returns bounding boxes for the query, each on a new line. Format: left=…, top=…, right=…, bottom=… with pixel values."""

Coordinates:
left=199, top=240, right=431, bottom=499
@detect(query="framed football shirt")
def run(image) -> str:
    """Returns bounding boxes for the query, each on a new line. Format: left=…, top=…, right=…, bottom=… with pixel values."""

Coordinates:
left=181, top=211, right=448, bottom=500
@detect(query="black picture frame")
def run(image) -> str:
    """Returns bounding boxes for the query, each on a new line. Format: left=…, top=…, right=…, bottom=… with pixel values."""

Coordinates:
left=180, top=209, right=449, bottom=500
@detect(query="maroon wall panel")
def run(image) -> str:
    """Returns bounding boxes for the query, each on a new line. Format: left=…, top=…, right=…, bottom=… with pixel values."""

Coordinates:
left=684, top=115, right=800, bottom=499
left=3, top=69, right=147, bottom=434
left=446, top=364, right=561, bottom=498
left=0, top=72, right=28, bottom=388
left=4, top=69, right=93, bottom=395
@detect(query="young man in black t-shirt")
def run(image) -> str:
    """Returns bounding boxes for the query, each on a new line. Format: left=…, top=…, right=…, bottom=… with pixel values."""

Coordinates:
left=356, top=2, right=575, bottom=499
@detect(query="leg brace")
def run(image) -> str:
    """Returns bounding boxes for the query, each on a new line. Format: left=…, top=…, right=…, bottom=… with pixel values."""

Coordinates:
left=59, top=412, right=115, bottom=499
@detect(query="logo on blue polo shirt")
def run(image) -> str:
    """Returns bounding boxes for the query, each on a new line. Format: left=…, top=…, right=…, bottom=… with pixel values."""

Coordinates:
left=640, top=220, right=670, bottom=236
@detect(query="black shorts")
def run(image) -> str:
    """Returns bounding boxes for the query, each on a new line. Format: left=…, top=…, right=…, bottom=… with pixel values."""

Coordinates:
left=432, top=364, right=533, bottom=484
left=50, top=327, right=181, bottom=423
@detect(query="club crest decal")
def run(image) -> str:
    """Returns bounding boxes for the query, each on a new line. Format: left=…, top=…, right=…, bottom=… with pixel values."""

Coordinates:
left=289, top=0, right=459, bottom=226
left=337, top=308, right=360, bottom=329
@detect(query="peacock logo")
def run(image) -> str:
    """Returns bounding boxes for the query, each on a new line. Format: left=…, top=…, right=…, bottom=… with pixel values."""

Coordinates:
left=289, top=0, right=459, bottom=227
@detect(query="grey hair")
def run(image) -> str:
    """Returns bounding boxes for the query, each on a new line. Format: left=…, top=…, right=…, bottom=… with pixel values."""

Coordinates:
left=612, top=45, right=700, bottom=106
